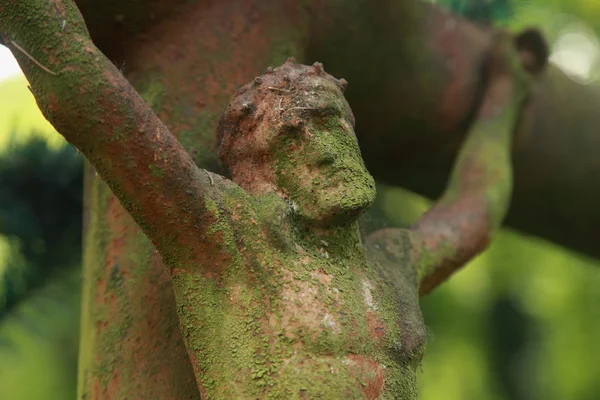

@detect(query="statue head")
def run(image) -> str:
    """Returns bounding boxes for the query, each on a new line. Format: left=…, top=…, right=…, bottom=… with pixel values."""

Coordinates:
left=218, top=59, right=376, bottom=227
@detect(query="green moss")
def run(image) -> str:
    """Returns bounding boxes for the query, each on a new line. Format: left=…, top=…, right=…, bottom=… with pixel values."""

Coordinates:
left=271, top=100, right=376, bottom=228
left=444, top=101, right=516, bottom=230
left=164, top=178, right=423, bottom=397
left=148, top=164, right=164, bottom=177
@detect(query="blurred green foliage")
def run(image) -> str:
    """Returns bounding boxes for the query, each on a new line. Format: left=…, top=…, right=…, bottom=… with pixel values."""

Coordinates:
left=0, top=76, right=81, bottom=400
left=0, top=269, right=80, bottom=399
left=439, top=0, right=512, bottom=23
left=0, top=136, right=83, bottom=316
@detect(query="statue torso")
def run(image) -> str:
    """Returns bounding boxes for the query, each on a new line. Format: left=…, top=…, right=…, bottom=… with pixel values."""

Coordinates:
left=169, top=191, right=426, bottom=399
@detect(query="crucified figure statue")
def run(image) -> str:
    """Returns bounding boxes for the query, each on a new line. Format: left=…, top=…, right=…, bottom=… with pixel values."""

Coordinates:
left=0, top=0, right=547, bottom=395
left=166, top=30, right=546, bottom=398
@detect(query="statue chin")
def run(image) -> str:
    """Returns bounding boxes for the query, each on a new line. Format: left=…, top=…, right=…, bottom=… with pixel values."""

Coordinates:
left=296, top=189, right=375, bottom=228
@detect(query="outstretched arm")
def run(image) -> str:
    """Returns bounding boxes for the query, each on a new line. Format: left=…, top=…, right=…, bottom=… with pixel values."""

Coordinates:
left=0, top=0, right=241, bottom=267
left=414, top=29, right=549, bottom=295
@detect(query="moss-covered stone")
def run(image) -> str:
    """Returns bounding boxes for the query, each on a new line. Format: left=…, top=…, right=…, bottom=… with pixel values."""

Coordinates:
left=159, top=60, right=427, bottom=399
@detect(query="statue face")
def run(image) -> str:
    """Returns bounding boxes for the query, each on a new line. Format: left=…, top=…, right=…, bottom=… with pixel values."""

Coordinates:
left=218, top=61, right=376, bottom=226
left=269, top=84, right=376, bottom=226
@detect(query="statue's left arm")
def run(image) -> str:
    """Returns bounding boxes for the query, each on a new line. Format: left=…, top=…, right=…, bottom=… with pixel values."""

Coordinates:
left=413, top=29, right=549, bottom=294
left=366, top=29, right=548, bottom=295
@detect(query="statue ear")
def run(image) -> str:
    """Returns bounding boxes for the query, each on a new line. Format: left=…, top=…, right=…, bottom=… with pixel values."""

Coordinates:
left=514, top=28, right=549, bottom=75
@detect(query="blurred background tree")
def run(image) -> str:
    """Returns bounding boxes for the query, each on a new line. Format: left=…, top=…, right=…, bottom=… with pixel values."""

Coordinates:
left=1, top=0, right=600, bottom=399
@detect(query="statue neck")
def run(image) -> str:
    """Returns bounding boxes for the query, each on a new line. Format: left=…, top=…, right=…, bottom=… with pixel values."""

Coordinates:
left=252, top=191, right=367, bottom=262
left=291, top=217, right=366, bottom=262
